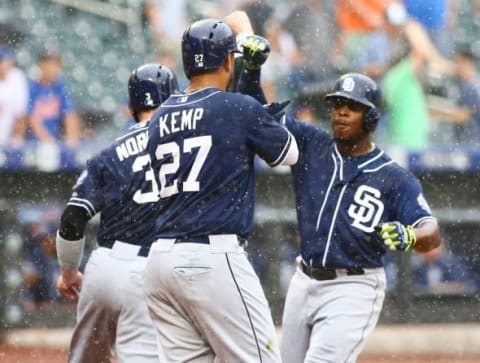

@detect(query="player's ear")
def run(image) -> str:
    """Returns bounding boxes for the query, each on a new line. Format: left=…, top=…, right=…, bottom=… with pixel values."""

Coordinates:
left=224, top=53, right=235, bottom=76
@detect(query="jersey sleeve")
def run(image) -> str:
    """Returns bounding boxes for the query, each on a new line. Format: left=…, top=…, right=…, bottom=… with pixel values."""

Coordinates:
left=285, top=116, right=330, bottom=155
left=245, top=99, right=295, bottom=166
left=390, top=170, right=435, bottom=227
left=67, top=156, right=105, bottom=218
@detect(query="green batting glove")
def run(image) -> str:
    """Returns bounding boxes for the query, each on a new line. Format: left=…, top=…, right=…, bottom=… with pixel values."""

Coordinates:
left=241, top=34, right=271, bottom=70
left=377, top=221, right=417, bottom=251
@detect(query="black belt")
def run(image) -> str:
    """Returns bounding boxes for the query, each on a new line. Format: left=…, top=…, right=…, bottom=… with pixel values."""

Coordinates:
left=174, top=236, right=210, bottom=244
left=174, top=235, right=248, bottom=247
left=102, top=241, right=150, bottom=257
left=301, top=261, right=364, bottom=281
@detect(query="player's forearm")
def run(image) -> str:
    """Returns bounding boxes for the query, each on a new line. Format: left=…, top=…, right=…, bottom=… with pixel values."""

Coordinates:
left=237, top=68, right=267, bottom=104
left=412, top=220, right=441, bottom=253
left=224, top=11, right=254, bottom=37
left=57, top=205, right=91, bottom=268
left=56, top=231, right=85, bottom=269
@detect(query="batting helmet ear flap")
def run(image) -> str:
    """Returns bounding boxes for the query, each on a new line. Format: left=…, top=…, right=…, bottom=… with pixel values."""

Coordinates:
left=363, top=108, right=380, bottom=132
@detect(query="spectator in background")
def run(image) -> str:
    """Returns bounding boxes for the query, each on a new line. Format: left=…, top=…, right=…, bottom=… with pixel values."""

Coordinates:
left=21, top=224, right=61, bottom=311
left=261, top=14, right=301, bottom=102
left=334, top=0, right=388, bottom=71
left=240, top=0, right=273, bottom=37
left=27, top=49, right=81, bottom=146
left=452, top=47, right=480, bottom=145
left=377, top=1, right=454, bottom=150
left=403, top=0, right=461, bottom=58
left=411, top=242, right=478, bottom=296
left=454, top=0, right=480, bottom=47
left=0, top=45, right=28, bottom=148
left=144, top=0, right=187, bottom=57
left=429, top=46, right=480, bottom=146
left=283, top=0, right=337, bottom=85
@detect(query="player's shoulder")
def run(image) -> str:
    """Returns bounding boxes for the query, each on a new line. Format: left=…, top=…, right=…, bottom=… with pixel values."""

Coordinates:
left=227, top=91, right=265, bottom=110
left=114, top=121, right=149, bottom=142
left=373, top=149, right=419, bottom=182
left=91, top=122, right=149, bottom=163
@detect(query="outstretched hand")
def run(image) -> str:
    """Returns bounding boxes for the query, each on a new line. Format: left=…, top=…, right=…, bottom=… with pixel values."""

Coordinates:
left=263, top=100, right=290, bottom=123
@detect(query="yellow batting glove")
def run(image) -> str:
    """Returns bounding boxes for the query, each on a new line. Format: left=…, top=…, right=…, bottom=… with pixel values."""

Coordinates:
left=378, top=221, right=416, bottom=252
left=241, top=34, right=271, bottom=70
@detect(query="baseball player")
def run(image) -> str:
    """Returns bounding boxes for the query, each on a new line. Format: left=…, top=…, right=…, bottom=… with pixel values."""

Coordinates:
left=56, top=63, right=178, bottom=363
left=237, top=59, right=442, bottom=361
left=278, top=73, right=442, bottom=363
left=142, top=18, right=298, bottom=363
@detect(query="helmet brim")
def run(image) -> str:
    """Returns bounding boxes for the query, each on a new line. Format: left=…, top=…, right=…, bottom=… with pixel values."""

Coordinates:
left=324, top=91, right=376, bottom=109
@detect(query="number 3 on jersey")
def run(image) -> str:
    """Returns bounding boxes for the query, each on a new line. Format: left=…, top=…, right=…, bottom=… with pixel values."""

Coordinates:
left=132, top=135, right=212, bottom=204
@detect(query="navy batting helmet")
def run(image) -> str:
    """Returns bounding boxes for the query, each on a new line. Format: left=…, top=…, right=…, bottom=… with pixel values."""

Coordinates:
left=325, top=73, right=382, bottom=132
left=181, top=19, right=239, bottom=78
left=128, top=63, right=178, bottom=120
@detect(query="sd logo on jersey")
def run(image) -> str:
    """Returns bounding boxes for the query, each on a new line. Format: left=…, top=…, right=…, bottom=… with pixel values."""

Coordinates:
left=347, top=185, right=384, bottom=233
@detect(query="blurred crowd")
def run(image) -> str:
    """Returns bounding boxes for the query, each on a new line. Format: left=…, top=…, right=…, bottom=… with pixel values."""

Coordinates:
left=0, top=46, right=81, bottom=149
left=1, top=0, right=480, bottom=153
left=1, top=0, right=480, bottom=312
left=118, top=0, right=480, bottom=149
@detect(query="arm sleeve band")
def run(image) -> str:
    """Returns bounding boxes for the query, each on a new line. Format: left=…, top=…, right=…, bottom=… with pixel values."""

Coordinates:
left=59, top=204, right=91, bottom=240
left=56, top=231, right=85, bottom=269
left=279, top=131, right=299, bottom=166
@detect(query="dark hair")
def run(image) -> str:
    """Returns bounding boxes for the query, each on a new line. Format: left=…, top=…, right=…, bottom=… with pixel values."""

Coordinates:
left=38, top=48, right=62, bottom=62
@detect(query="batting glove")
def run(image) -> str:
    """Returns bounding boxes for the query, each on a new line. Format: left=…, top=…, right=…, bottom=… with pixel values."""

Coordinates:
left=241, top=34, right=271, bottom=70
left=263, top=100, right=290, bottom=123
left=377, top=221, right=417, bottom=252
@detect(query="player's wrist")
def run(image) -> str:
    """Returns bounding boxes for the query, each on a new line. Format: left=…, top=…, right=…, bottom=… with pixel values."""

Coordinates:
left=404, top=225, right=417, bottom=251
left=61, top=267, right=79, bottom=281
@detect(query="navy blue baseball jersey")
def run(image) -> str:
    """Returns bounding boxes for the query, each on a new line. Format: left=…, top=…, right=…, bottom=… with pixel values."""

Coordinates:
left=68, top=121, right=158, bottom=247
left=147, top=87, right=293, bottom=239
left=286, top=118, right=435, bottom=268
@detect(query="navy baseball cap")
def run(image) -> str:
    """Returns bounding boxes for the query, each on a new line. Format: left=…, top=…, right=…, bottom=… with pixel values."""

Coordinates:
left=0, top=46, right=14, bottom=61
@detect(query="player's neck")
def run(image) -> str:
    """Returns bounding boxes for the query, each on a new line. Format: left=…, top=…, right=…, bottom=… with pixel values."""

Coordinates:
left=336, top=140, right=375, bottom=157
left=186, top=73, right=228, bottom=93
left=137, top=110, right=155, bottom=123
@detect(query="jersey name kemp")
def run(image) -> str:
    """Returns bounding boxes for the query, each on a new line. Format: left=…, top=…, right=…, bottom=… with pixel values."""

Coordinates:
left=158, top=107, right=204, bottom=138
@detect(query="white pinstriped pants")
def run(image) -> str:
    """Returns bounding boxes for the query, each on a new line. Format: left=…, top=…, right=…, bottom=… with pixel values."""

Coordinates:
left=281, top=258, right=386, bottom=363
left=69, top=243, right=163, bottom=363
left=143, top=234, right=281, bottom=363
